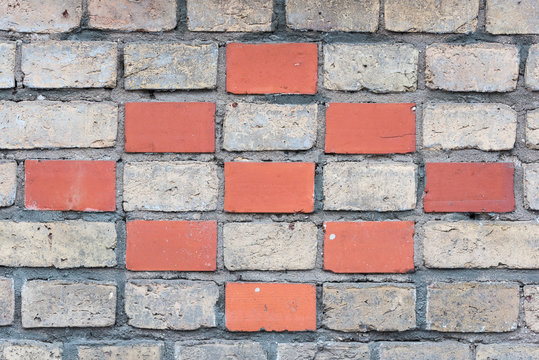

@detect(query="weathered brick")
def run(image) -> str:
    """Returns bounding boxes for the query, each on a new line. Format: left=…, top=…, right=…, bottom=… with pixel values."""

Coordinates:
left=0, top=0, right=82, bottom=33
left=0, top=221, right=116, bottom=268
left=323, top=283, right=416, bottom=332
left=125, top=280, right=218, bottom=330
left=25, top=160, right=116, bottom=212
left=0, top=161, right=16, bottom=207
left=175, top=342, right=267, bottom=360
left=423, top=103, right=517, bottom=151
left=223, top=222, right=317, bottom=270
left=286, top=0, right=379, bottom=32
left=124, top=43, right=218, bottom=90
left=423, top=162, right=515, bottom=213
left=527, top=109, right=539, bottom=149
left=78, top=344, right=163, bottom=360
left=324, top=221, right=415, bottom=273
left=524, top=285, right=539, bottom=332
left=227, top=43, right=318, bottom=94
left=323, top=162, right=417, bottom=211
left=187, top=0, right=272, bottom=32
left=526, top=45, right=539, bottom=90
left=379, top=342, right=471, bottom=360
left=425, top=44, right=519, bottom=92
left=0, top=341, right=62, bottom=360
left=524, top=164, right=539, bottom=210
left=277, top=342, right=370, bottom=360
left=88, top=0, right=177, bottom=31
left=0, top=278, right=14, bottom=326
left=385, top=0, right=479, bottom=33
left=426, top=282, right=519, bottom=332
left=223, top=103, right=317, bottom=151
left=125, top=102, right=215, bottom=153
left=225, top=162, right=315, bottom=213
left=22, top=41, right=117, bottom=88
left=424, top=221, right=539, bottom=269
left=476, top=344, right=539, bottom=360
left=226, top=283, right=316, bottom=332
left=324, top=44, right=419, bottom=93
left=0, top=101, right=117, bottom=149
left=486, top=0, right=539, bottom=34
left=22, top=280, right=116, bottom=328
left=0, top=42, right=15, bottom=88
left=123, top=161, right=218, bottom=212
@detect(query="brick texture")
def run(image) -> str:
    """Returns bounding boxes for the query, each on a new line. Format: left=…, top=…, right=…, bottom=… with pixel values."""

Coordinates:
left=277, top=343, right=370, bottom=359
left=0, top=161, right=16, bottom=207
left=524, top=285, right=539, bottom=332
left=476, top=344, right=539, bottom=359
left=527, top=109, right=539, bottom=149
left=486, top=0, right=539, bottom=34
left=0, top=278, right=14, bottom=326
left=78, top=344, right=163, bottom=360
left=0, top=342, right=62, bottom=360
left=379, top=342, right=471, bottom=360
left=175, top=342, right=267, bottom=360
left=524, top=163, right=539, bottom=210
left=0, top=42, right=15, bottom=88
left=526, top=44, right=539, bottom=90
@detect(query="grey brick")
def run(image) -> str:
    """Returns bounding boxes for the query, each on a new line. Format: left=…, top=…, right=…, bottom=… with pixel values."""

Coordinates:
left=526, top=44, right=539, bottom=90
left=379, top=342, right=471, bottom=360
left=78, top=344, right=163, bottom=360
left=524, top=164, right=539, bottom=210
left=476, top=344, right=539, bottom=360
left=277, top=342, right=370, bottom=360
left=527, top=109, right=539, bottom=149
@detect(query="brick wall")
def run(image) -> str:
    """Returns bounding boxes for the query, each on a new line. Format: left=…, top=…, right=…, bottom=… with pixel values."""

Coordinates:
left=0, top=0, right=538, bottom=359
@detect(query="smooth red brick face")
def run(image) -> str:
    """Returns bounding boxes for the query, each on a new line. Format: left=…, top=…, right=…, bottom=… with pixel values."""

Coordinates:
left=226, top=43, right=318, bottom=94
left=325, top=103, right=416, bottom=154
left=424, top=162, right=515, bottom=213
left=125, top=102, right=215, bottom=153
left=225, top=283, right=316, bottom=332
left=224, top=162, right=315, bottom=213
left=25, top=160, right=116, bottom=211
left=324, top=221, right=415, bottom=273
left=126, top=220, right=217, bottom=271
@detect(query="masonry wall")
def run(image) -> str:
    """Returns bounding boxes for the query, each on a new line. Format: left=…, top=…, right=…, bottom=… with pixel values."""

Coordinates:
left=0, top=0, right=538, bottom=359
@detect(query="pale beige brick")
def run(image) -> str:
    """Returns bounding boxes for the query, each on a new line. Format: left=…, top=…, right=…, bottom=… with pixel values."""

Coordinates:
left=379, top=342, right=471, bottom=360
left=0, top=42, right=15, bottom=88
left=486, top=0, right=539, bottom=34
left=277, top=342, right=370, bottom=360
left=0, top=341, right=62, bottom=360
left=524, top=286, right=539, bottom=332
left=78, top=344, right=163, bottom=360
left=524, top=164, right=539, bottom=210
left=0, top=278, right=14, bottom=326
left=527, top=109, right=539, bottom=149
left=0, top=162, right=16, bottom=207
left=476, top=344, right=539, bottom=360
left=175, top=342, right=267, bottom=360
left=526, top=45, right=539, bottom=91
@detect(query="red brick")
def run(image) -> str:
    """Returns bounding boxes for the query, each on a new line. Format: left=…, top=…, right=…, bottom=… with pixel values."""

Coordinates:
left=424, top=162, right=515, bottom=213
left=224, top=162, right=315, bottom=213
left=225, top=282, right=316, bottom=332
left=324, top=221, right=415, bottom=273
left=125, top=102, right=215, bottom=153
left=25, top=160, right=115, bottom=212
left=325, top=103, right=416, bottom=154
left=126, top=220, right=217, bottom=271
left=226, top=43, right=318, bottom=94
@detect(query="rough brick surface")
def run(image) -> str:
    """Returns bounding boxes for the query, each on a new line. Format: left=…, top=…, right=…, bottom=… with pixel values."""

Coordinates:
left=125, top=280, right=218, bottom=330
left=323, top=283, right=416, bottom=332
left=526, top=44, right=539, bottom=90
left=486, top=0, right=539, bottom=34
left=277, top=342, right=370, bottom=360
left=0, top=42, right=15, bottom=88
left=384, top=0, right=479, bottom=33
left=124, top=43, right=218, bottom=90
left=324, top=221, right=415, bottom=273
left=123, top=161, right=218, bottom=212
left=0, top=101, right=117, bottom=149
left=423, top=162, right=515, bottom=213
left=0, top=221, right=116, bottom=268
left=0, top=161, right=16, bottom=207
left=175, top=342, right=267, bottom=360
left=0, top=278, right=14, bottom=326
left=126, top=220, right=217, bottom=271
left=527, top=109, right=539, bottom=149
left=323, top=162, right=417, bottom=211
left=187, top=0, right=272, bottom=32
left=425, top=44, right=519, bottom=92
left=423, top=103, right=517, bottom=151
left=524, top=286, right=539, bottom=332
left=325, top=103, right=416, bottom=154
left=424, top=221, right=539, bottom=269
left=0, top=342, right=62, bottom=360
left=25, top=160, right=116, bottom=212
left=379, top=342, right=471, bottom=360
left=0, top=0, right=82, bottom=33
left=223, top=222, right=317, bottom=270
left=426, top=282, right=519, bottom=332
left=22, top=41, right=117, bottom=88
left=524, top=164, right=539, bottom=210
left=88, top=0, right=177, bottom=31
left=476, top=344, right=539, bottom=360
left=78, top=344, right=163, bottom=360
left=286, top=0, right=379, bottom=32
left=223, top=103, right=317, bottom=151
left=21, top=281, right=116, bottom=328
left=226, top=283, right=316, bottom=332
left=324, top=44, right=419, bottom=93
